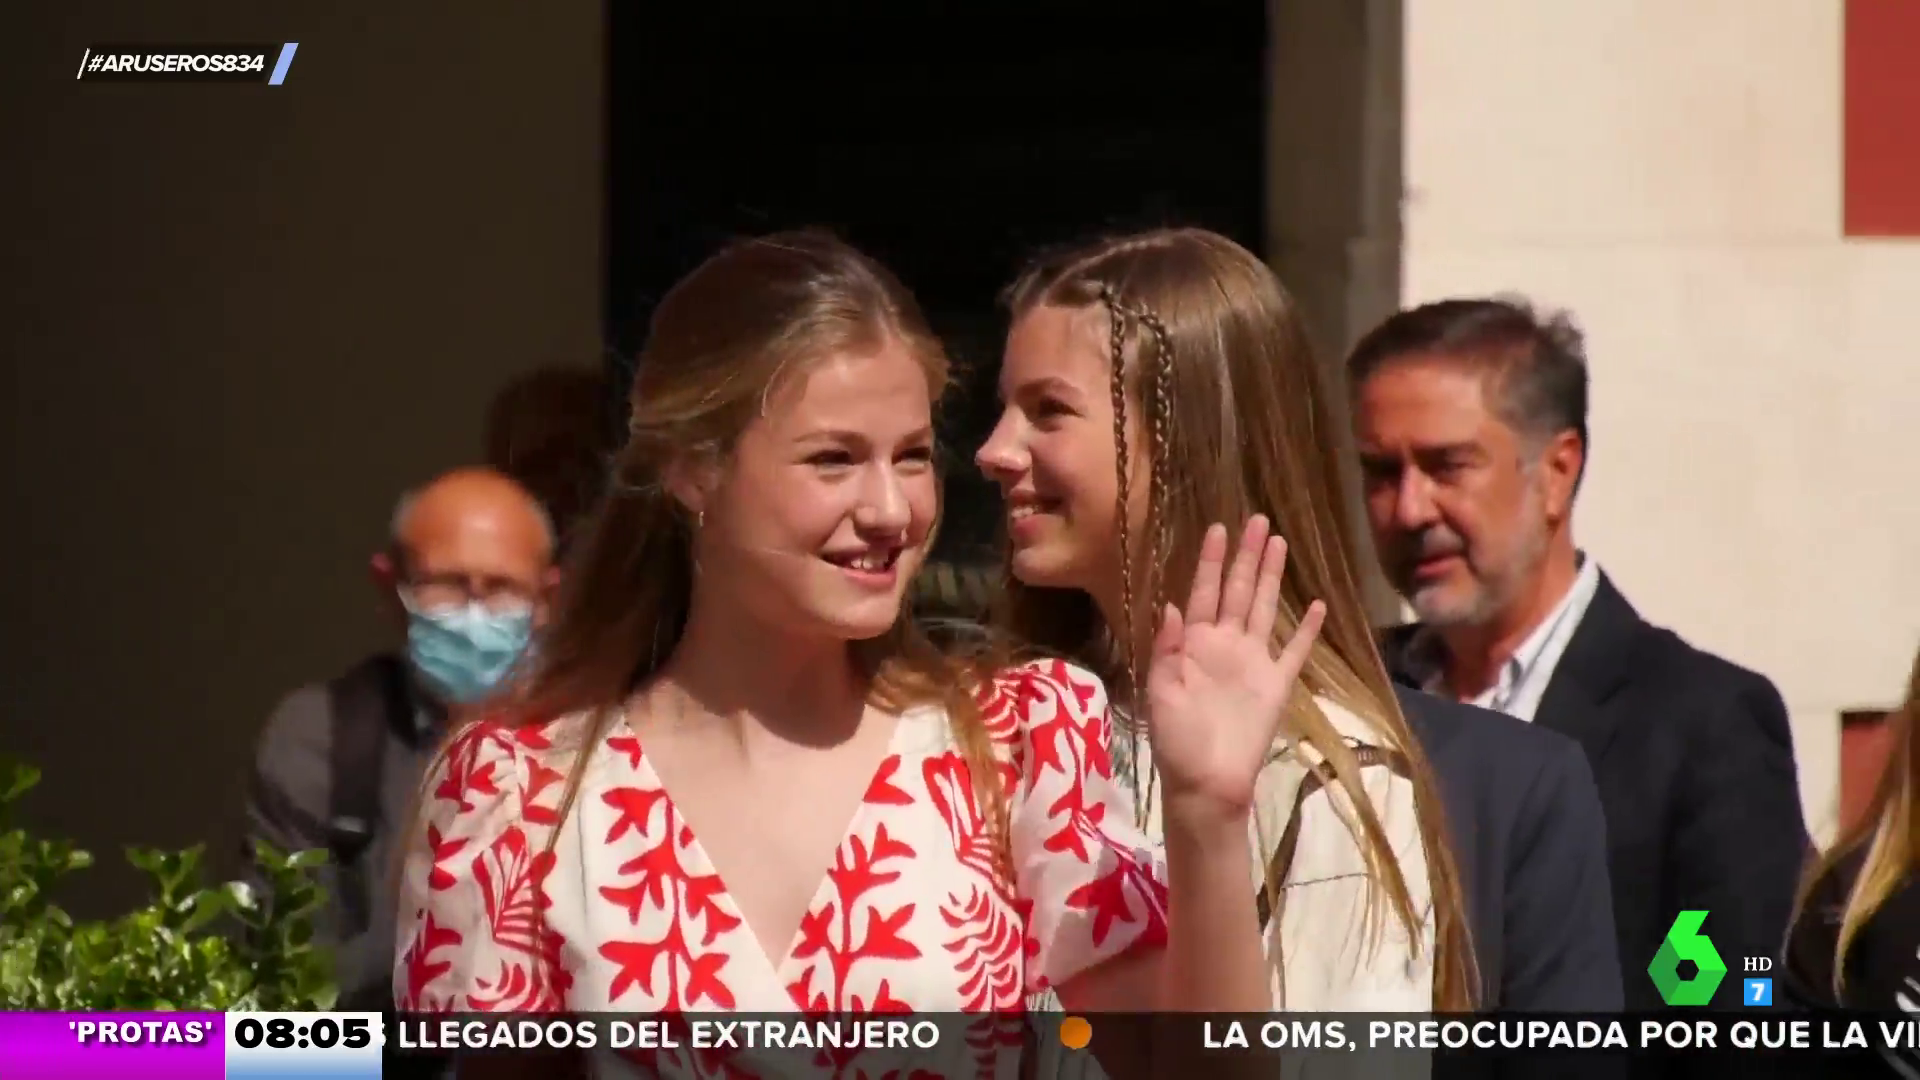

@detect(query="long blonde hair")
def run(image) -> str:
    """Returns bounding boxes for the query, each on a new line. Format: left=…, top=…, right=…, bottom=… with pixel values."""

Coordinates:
left=996, top=227, right=1479, bottom=1010
left=488, top=231, right=1009, bottom=867
left=1793, top=643, right=1920, bottom=997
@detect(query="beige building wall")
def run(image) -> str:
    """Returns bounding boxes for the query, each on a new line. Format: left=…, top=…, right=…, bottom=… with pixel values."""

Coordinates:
left=1402, top=0, right=1920, bottom=844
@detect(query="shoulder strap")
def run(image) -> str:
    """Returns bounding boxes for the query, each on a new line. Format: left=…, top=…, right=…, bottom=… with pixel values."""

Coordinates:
left=1256, top=745, right=1411, bottom=930
left=326, top=653, right=414, bottom=934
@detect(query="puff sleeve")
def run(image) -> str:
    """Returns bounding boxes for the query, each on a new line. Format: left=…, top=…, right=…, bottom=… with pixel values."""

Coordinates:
left=392, top=720, right=570, bottom=1011
left=1006, top=659, right=1170, bottom=993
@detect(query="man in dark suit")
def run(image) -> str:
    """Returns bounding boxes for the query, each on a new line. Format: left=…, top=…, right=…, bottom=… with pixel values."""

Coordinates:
left=1346, top=297, right=1808, bottom=1012
left=1394, top=684, right=1623, bottom=1012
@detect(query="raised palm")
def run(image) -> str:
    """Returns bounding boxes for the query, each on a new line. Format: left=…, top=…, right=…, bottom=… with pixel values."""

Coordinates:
left=1144, top=516, right=1326, bottom=820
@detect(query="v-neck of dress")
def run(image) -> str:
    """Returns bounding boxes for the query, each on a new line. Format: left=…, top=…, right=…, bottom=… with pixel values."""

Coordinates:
left=618, top=711, right=914, bottom=1007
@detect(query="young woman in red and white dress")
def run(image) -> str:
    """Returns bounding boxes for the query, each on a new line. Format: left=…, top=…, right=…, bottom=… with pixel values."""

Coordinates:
left=391, top=231, right=1325, bottom=1077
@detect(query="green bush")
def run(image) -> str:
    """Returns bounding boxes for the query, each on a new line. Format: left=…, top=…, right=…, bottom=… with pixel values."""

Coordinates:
left=0, top=760, right=337, bottom=1010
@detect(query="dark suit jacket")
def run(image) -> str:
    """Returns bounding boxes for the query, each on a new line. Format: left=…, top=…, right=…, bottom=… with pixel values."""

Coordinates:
left=1394, top=685, right=1624, bottom=1012
left=1385, top=572, right=1810, bottom=1012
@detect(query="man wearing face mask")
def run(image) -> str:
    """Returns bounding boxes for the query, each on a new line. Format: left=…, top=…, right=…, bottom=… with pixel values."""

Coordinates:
left=240, top=467, right=557, bottom=1015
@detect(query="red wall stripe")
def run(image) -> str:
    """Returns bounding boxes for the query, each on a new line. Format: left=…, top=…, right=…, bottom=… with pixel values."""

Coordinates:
left=1845, top=0, right=1920, bottom=237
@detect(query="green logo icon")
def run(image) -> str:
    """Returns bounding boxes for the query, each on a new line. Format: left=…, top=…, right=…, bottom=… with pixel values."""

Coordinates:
left=1648, top=910, right=1726, bottom=1006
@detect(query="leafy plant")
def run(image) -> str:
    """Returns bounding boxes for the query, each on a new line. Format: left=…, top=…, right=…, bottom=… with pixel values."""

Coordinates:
left=0, top=759, right=338, bottom=1010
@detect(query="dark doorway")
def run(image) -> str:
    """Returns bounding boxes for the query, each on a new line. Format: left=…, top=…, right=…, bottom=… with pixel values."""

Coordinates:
left=606, top=3, right=1266, bottom=586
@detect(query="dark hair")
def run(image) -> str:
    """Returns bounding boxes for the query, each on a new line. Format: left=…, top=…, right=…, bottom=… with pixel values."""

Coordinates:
left=1347, top=297, right=1590, bottom=489
left=483, top=365, right=616, bottom=558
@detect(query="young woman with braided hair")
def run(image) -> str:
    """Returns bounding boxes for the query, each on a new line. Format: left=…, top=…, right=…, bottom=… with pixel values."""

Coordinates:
left=393, top=231, right=1338, bottom=1080
left=977, top=228, right=1622, bottom=1023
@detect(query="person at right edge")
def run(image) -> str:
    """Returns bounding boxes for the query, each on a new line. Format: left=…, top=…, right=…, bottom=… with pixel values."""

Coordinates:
left=1348, top=298, right=1810, bottom=1029
left=1785, top=643, right=1920, bottom=1079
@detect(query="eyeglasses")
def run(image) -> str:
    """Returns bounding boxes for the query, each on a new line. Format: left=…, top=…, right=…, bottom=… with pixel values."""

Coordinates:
left=401, top=573, right=538, bottom=615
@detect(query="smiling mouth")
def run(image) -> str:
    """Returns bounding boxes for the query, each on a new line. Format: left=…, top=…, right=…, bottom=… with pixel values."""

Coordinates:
left=1008, top=499, right=1061, bottom=523
left=823, top=548, right=902, bottom=573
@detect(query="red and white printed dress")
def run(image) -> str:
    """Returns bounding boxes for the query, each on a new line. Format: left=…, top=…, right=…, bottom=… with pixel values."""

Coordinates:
left=393, top=659, right=1169, bottom=1078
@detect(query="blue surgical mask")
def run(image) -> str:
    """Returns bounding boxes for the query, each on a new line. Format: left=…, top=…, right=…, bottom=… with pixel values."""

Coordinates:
left=403, top=599, right=534, bottom=705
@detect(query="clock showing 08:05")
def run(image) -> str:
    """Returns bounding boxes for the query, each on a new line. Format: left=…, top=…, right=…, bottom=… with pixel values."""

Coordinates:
left=223, top=1011, right=383, bottom=1079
